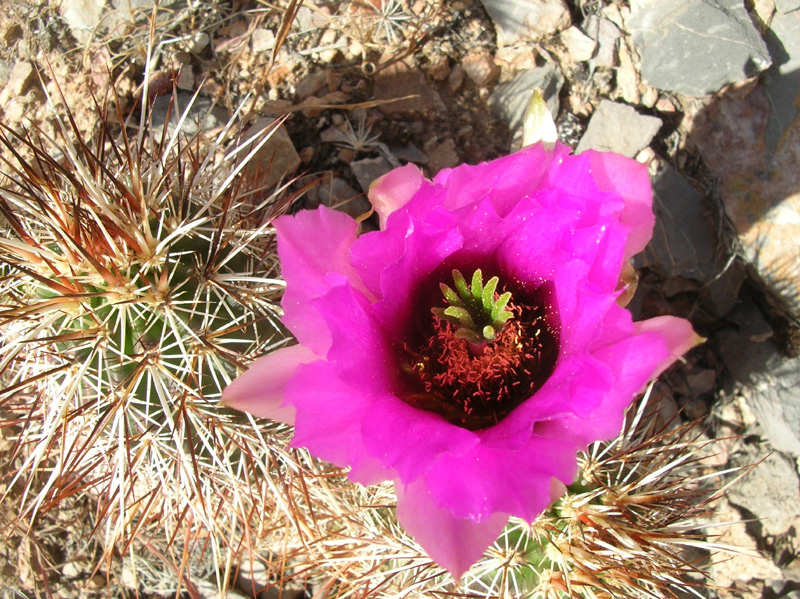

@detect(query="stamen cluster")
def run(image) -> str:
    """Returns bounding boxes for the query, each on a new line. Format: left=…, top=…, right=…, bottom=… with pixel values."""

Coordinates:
left=401, top=274, right=558, bottom=430
left=432, top=269, right=514, bottom=345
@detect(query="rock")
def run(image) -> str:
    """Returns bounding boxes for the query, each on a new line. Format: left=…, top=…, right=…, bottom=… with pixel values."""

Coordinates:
left=391, top=143, right=429, bottom=164
left=559, top=26, right=596, bottom=62
left=374, top=51, right=439, bottom=118
left=480, top=0, right=570, bottom=45
left=295, top=70, right=327, bottom=100
left=3, top=61, right=34, bottom=97
left=461, top=52, right=500, bottom=87
left=350, top=156, right=393, bottom=194
left=728, top=296, right=774, bottom=342
left=250, top=28, right=275, bottom=53
left=488, top=63, right=564, bottom=147
left=690, top=79, right=800, bottom=319
left=638, top=161, right=719, bottom=283
left=710, top=499, right=785, bottom=588
left=310, top=176, right=370, bottom=218
left=176, top=66, right=194, bottom=91
left=702, top=259, right=747, bottom=319
left=717, top=331, right=800, bottom=458
left=106, top=0, right=179, bottom=37
left=429, top=56, right=450, bottom=81
left=728, top=448, right=800, bottom=536
left=150, top=93, right=229, bottom=137
left=188, top=32, right=210, bottom=54
left=615, top=39, right=641, bottom=104
left=629, top=0, right=772, bottom=96
left=423, top=137, right=459, bottom=173
left=576, top=100, right=661, bottom=158
left=763, top=2, right=800, bottom=153
left=0, top=60, right=12, bottom=89
left=582, top=15, right=620, bottom=68
left=60, top=0, right=105, bottom=43
left=240, top=118, right=301, bottom=189
left=448, top=64, right=465, bottom=92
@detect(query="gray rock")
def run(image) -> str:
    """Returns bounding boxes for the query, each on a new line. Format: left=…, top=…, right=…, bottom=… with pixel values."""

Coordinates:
left=488, top=63, right=564, bottom=147
left=250, top=28, right=276, bottom=54
left=316, top=177, right=370, bottom=218
left=639, top=162, right=718, bottom=282
left=374, top=50, right=442, bottom=118
left=690, top=81, right=800, bottom=320
left=728, top=296, right=774, bottom=342
left=240, top=118, right=301, bottom=189
left=582, top=15, right=620, bottom=67
left=351, top=156, right=393, bottom=195
left=576, top=100, right=661, bottom=157
left=763, top=2, right=800, bottom=152
left=559, top=26, right=597, bottom=63
left=629, top=0, right=772, bottom=96
left=728, top=448, right=800, bottom=536
left=107, top=0, right=179, bottom=36
left=717, top=331, right=800, bottom=458
left=3, top=61, right=35, bottom=96
left=60, top=0, right=105, bottom=43
left=702, top=259, right=747, bottom=319
left=480, top=0, right=571, bottom=46
left=151, top=93, right=229, bottom=137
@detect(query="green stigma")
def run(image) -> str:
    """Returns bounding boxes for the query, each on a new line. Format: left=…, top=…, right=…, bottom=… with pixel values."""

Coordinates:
left=432, top=269, right=514, bottom=345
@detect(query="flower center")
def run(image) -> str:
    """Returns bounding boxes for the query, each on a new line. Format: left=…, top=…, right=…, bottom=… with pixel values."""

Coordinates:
left=398, top=268, right=559, bottom=431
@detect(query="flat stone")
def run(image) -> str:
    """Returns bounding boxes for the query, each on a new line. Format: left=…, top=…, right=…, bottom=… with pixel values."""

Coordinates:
left=728, top=448, right=800, bottom=536
left=717, top=331, right=800, bottom=458
left=316, top=177, right=370, bottom=218
left=639, top=162, right=718, bottom=282
left=629, top=0, right=772, bottom=96
left=582, top=15, right=620, bottom=67
left=488, top=63, right=564, bottom=147
left=374, top=51, right=439, bottom=118
left=461, top=52, right=500, bottom=87
left=559, top=26, right=597, bottom=63
left=480, top=0, right=570, bottom=46
left=423, top=137, right=460, bottom=173
left=351, top=156, right=393, bottom=195
left=4, top=61, right=34, bottom=96
left=151, top=93, right=229, bottom=137
left=295, top=70, right=327, bottom=100
left=691, top=81, right=800, bottom=318
left=576, top=100, right=661, bottom=157
left=240, top=117, right=301, bottom=189
left=728, top=295, right=774, bottom=342
left=106, top=0, right=180, bottom=37
left=250, top=28, right=275, bottom=54
left=702, top=259, right=747, bottom=319
left=763, top=3, right=800, bottom=153
left=710, top=499, right=785, bottom=588
left=60, top=0, right=104, bottom=43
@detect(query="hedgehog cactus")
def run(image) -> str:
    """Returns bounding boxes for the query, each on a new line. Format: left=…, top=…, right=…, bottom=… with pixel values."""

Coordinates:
left=0, top=91, right=300, bottom=583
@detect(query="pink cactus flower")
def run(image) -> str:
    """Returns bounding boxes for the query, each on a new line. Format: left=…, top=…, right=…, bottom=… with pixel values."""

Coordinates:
left=223, top=142, right=700, bottom=578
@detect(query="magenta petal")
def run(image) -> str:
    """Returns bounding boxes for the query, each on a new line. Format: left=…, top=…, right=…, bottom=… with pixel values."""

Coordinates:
left=433, top=142, right=569, bottom=216
left=310, top=282, right=396, bottom=393
left=276, top=207, right=368, bottom=355
left=589, top=150, right=654, bottom=260
left=422, top=435, right=580, bottom=522
left=369, top=219, right=463, bottom=339
left=221, top=344, right=316, bottom=424
left=361, top=395, right=478, bottom=482
left=369, top=163, right=424, bottom=229
left=634, top=316, right=704, bottom=379
left=286, top=361, right=387, bottom=485
left=395, top=478, right=509, bottom=579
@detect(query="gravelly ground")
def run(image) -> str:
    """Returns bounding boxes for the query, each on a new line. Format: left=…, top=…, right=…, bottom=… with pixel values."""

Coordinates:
left=1, top=1, right=800, bottom=598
